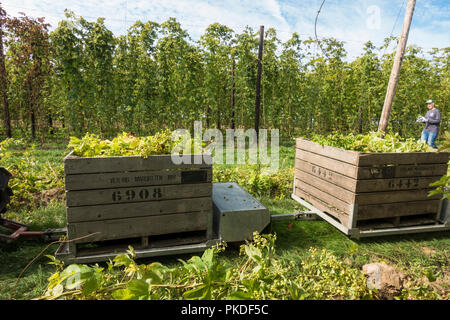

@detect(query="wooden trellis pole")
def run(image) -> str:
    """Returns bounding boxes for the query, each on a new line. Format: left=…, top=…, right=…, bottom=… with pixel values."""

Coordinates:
left=255, top=25, right=264, bottom=136
left=378, top=0, right=416, bottom=133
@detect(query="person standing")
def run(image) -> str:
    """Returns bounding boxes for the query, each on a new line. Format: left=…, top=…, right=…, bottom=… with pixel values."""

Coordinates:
left=417, top=99, right=441, bottom=149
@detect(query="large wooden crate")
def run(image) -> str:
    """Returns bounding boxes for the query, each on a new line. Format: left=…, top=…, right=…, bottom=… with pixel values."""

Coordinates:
left=293, top=138, right=449, bottom=234
left=63, top=152, right=213, bottom=257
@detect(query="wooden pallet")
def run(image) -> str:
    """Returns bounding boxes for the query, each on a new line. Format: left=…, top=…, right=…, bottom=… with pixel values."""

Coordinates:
left=61, top=152, right=214, bottom=261
left=56, top=231, right=220, bottom=264
left=292, top=193, right=450, bottom=238
left=293, top=138, right=449, bottom=234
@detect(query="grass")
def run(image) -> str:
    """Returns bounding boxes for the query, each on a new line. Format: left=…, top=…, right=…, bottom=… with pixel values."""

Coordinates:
left=1, top=197, right=449, bottom=299
left=261, top=197, right=449, bottom=269
left=0, top=202, right=66, bottom=300
left=0, top=142, right=449, bottom=299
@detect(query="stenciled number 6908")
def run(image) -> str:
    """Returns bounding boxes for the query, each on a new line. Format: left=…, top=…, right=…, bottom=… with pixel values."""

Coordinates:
left=112, top=188, right=162, bottom=202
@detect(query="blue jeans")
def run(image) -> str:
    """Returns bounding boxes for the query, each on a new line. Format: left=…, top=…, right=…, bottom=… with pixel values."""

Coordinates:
left=421, top=130, right=438, bottom=149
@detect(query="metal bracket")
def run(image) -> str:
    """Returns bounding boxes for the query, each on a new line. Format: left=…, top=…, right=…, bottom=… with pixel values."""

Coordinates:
left=42, top=227, right=67, bottom=242
left=271, top=211, right=320, bottom=221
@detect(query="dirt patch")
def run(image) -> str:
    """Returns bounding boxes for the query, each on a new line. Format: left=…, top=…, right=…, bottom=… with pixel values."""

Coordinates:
left=33, top=188, right=65, bottom=207
left=363, top=262, right=406, bottom=299
left=420, top=246, right=437, bottom=256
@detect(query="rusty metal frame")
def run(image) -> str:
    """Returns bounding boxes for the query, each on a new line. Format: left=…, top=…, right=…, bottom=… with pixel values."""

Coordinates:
left=0, top=218, right=66, bottom=243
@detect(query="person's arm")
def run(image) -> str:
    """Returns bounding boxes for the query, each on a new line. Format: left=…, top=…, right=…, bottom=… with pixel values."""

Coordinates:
left=426, top=109, right=441, bottom=124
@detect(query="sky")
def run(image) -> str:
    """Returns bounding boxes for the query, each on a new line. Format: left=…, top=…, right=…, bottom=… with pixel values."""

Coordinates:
left=1, top=0, right=449, bottom=59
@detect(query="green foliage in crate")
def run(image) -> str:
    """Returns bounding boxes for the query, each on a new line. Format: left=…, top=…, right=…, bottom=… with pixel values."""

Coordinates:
left=68, top=131, right=186, bottom=157
left=310, top=131, right=434, bottom=153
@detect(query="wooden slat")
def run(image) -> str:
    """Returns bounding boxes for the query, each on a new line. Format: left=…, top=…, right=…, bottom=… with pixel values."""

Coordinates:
left=295, top=169, right=355, bottom=204
left=295, top=161, right=357, bottom=192
left=357, top=200, right=440, bottom=220
left=295, top=160, right=444, bottom=192
left=355, top=176, right=443, bottom=193
left=295, top=138, right=449, bottom=166
left=295, top=149, right=359, bottom=179
left=357, top=213, right=439, bottom=230
left=67, top=197, right=212, bottom=223
left=66, top=183, right=211, bottom=207
left=65, top=168, right=212, bottom=191
left=354, top=189, right=440, bottom=206
left=67, top=211, right=209, bottom=243
left=358, top=151, right=449, bottom=166
left=296, top=157, right=447, bottom=181
left=64, top=152, right=213, bottom=174
left=357, top=163, right=448, bottom=179
left=394, top=214, right=440, bottom=227
left=296, top=138, right=360, bottom=165
left=75, top=233, right=208, bottom=257
left=295, top=179, right=352, bottom=214
left=294, top=187, right=349, bottom=228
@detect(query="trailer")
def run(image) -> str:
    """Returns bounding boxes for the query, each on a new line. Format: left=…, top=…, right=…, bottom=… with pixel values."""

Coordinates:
left=1, top=141, right=449, bottom=263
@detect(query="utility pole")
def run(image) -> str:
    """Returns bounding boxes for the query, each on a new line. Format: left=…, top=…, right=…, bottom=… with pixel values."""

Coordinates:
left=378, top=0, right=416, bottom=133
left=255, top=25, right=264, bottom=136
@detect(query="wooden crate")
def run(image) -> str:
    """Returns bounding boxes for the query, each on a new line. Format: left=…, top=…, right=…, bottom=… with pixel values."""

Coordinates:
left=64, top=152, right=213, bottom=256
left=293, top=138, right=449, bottom=232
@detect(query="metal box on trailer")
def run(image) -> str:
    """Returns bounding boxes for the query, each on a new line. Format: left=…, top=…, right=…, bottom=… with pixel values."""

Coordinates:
left=212, top=182, right=271, bottom=242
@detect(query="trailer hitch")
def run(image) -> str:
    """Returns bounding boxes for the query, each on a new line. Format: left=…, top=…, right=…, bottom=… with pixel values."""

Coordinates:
left=0, top=165, right=67, bottom=244
left=0, top=218, right=67, bottom=243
